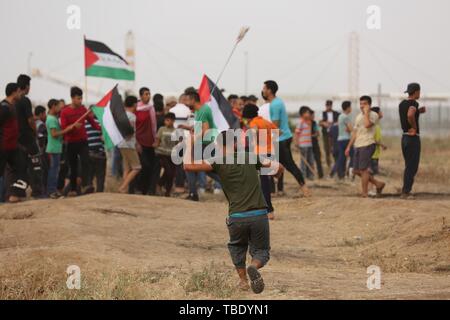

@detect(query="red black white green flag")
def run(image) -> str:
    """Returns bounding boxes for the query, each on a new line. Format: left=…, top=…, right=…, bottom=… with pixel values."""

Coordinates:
left=85, top=38, right=135, bottom=81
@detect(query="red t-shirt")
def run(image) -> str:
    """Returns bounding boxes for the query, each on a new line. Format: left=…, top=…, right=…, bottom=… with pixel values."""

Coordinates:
left=135, top=109, right=155, bottom=147
left=60, top=105, right=101, bottom=143
left=0, top=100, right=19, bottom=151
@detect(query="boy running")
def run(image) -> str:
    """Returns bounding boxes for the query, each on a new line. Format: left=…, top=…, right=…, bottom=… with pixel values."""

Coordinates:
left=184, top=131, right=284, bottom=294
left=345, top=96, right=385, bottom=198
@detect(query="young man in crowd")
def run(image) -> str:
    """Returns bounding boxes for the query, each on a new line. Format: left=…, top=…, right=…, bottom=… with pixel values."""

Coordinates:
left=153, top=112, right=178, bottom=197
left=118, top=96, right=141, bottom=194
left=169, top=93, right=192, bottom=194
left=60, top=87, right=100, bottom=195
left=370, top=107, right=387, bottom=176
left=0, top=83, right=28, bottom=203
left=320, top=100, right=340, bottom=169
left=399, top=83, right=426, bottom=200
left=242, top=103, right=278, bottom=220
left=184, top=130, right=284, bottom=294
left=262, top=80, right=310, bottom=197
left=85, top=114, right=106, bottom=193
left=345, top=96, right=385, bottom=198
left=337, top=101, right=353, bottom=180
left=183, top=90, right=222, bottom=201
left=295, top=106, right=315, bottom=180
left=35, top=106, right=47, bottom=153
left=310, top=110, right=324, bottom=180
left=231, top=96, right=244, bottom=121
left=132, top=87, right=157, bottom=195
left=46, top=99, right=78, bottom=199
left=15, top=74, right=44, bottom=198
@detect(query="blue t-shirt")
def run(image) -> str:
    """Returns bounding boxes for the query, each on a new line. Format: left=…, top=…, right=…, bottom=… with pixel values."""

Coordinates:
left=269, top=97, right=292, bottom=142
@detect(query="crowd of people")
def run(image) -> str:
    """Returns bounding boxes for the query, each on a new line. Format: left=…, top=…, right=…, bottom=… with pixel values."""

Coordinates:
left=0, top=73, right=426, bottom=293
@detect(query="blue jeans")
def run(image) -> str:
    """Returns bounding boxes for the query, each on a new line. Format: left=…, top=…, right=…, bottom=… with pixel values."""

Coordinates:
left=299, top=146, right=315, bottom=180
left=47, top=154, right=61, bottom=195
left=337, top=140, right=354, bottom=179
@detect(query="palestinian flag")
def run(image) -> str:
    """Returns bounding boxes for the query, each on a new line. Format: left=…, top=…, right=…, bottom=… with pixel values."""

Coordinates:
left=199, top=75, right=240, bottom=132
left=85, top=38, right=135, bottom=81
left=92, top=86, right=134, bottom=151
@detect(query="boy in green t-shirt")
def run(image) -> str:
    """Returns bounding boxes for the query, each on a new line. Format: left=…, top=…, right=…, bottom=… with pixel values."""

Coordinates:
left=184, top=131, right=284, bottom=294
left=45, top=99, right=78, bottom=199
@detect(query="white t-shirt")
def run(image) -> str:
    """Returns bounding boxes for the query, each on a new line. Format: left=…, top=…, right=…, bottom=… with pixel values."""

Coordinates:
left=258, top=103, right=271, bottom=122
left=354, top=111, right=379, bottom=148
left=169, top=103, right=192, bottom=129
left=327, top=111, right=334, bottom=123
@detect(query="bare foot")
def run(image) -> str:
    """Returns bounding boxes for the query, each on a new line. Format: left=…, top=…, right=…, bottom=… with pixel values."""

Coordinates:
left=376, top=182, right=386, bottom=196
left=118, top=186, right=128, bottom=194
left=8, top=196, right=20, bottom=203
left=300, top=185, right=311, bottom=198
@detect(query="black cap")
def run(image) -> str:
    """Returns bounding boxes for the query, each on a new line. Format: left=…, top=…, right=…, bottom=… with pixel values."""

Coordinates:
left=404, top=83, right=421, bottom=94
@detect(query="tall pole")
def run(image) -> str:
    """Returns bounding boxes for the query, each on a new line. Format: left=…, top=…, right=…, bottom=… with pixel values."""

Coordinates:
left=348, top=32, right=360, bottom=104
left=377, top=83, right=382, bottom=107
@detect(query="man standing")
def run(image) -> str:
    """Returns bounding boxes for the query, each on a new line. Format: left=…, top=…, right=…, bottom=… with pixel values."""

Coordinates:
left=262, top=80, right=310, bottom=197
left=345, top=96, right=385, bottom=198
left=60, top=87, right=99, bottom=195
left=320, top=100, right=340, bottom=168
left=399, top=83, right=426, bottom=199
left=0, top=83, right=28, bottom=203
left=15, top=74, right=44, bottom=198
left=132, top=87, right=158, bottom=195
left=336, top=101, right=353, bottom=179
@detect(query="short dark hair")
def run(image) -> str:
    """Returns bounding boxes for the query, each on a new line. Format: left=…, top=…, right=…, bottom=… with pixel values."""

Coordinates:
left=242, top=103, right=259, bottom=119
left=359, top=95, right=372, bottom=106
left=371, top=106, right=381, bottom=114
left=264, top=80, right=279, bottom=95
left=125, top=95, right=138, bottom=107
left=17, top=74, right=31, bottom=90
left=153, top=94, right=164, bottom=104
left=342, top=101, right=351, bottom=111
left=34, top=105, right=46, bottom=116
left=228, top=94, right=238, bottom=102
left=70, top=86, right=83, bottom=98
left=165, top=112, right=176, bottom=120
left=299, top=106, right=311, bottom=116
left=5, top=83, right=19, bottom=96
left=326, top=100, right=333, bottom=107
left=240, top=96, right=249, bottom=102
left=184, top=87, right=197, bottom=95
left=185, top=90, right=201, bottom=103
left=48, top=99, right=59, bottom=109
left=139, top=87, right=150, bottom=97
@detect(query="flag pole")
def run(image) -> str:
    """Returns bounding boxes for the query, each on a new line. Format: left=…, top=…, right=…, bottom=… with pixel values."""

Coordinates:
left=83, top=35, right=89, bottom=107
left=210, top=27, right=250, bottom=97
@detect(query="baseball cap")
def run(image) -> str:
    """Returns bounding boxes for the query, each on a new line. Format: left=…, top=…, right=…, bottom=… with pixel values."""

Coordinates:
left=404, top=83, right=421, bottom=94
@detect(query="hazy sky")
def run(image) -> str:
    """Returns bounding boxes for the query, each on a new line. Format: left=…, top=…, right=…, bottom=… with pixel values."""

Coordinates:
left=1, top=0, right=450, bottom=103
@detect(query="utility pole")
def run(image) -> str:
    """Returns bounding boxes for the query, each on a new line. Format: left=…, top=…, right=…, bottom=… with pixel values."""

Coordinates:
left=125, top=30, right=136, bottom=94
left=348, top=32, right=360, bottom=104
left=377, top=83, right=382, bottom=107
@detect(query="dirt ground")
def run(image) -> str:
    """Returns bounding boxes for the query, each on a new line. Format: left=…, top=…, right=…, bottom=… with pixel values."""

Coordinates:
left=0, top=137, right=449, bottom=300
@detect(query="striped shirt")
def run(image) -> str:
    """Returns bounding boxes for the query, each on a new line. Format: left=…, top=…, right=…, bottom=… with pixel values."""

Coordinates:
left=85, top=119, right=104, bottom=153
left=295, top=119, right=313, bottom=148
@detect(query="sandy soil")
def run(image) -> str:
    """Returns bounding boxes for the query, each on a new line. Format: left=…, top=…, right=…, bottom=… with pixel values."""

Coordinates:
left=0, top=138, right=449, bottom=300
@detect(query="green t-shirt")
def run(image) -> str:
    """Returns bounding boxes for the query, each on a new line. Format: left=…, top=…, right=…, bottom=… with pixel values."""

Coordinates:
left=210, top=153, right=268, bottom=215
left=45, top=115, right=63, bottom=154
left=195, top=104, right=218, bottom=144
left=156, top=126, right=178, bottom=156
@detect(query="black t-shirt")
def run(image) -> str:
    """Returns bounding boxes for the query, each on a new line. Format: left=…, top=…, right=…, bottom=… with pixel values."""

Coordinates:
left=15, top=96, right=35, bottom=145
left=399, top=99, right=420, bottom=134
